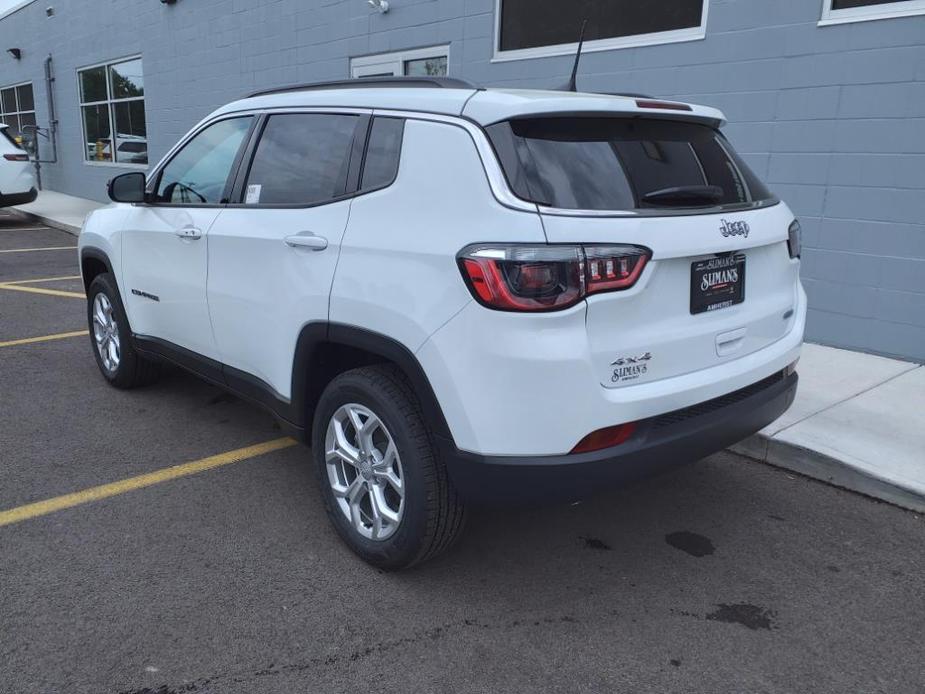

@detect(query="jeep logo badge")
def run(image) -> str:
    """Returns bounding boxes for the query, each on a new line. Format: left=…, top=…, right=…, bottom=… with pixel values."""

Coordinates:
left=720, top=219, right=750, bottom=238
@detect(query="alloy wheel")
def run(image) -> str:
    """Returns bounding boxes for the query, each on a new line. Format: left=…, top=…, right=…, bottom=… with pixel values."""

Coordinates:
left=325, top=403, right=405, bottom=541
left=92, top=292, right=121, bottom=373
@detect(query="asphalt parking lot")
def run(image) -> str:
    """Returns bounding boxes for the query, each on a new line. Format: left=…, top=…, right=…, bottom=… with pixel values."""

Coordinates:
left=0, top=213, right=923, bottom=694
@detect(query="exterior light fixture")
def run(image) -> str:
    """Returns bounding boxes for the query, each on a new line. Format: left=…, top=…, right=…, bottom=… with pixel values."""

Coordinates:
left=368, top=0, right=390, bottom=13
left=7, top=48, right=21, bottom=59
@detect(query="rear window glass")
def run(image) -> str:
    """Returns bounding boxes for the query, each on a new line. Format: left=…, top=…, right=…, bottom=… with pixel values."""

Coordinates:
left=486, top=117, right=771, bottom=211
left=245, top=113, right=360, bottom=205
left=1, top=127, right=23, bottom=150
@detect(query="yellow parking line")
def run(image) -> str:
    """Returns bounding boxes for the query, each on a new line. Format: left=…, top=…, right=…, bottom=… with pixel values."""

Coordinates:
left=0, top=330, right=88, bottom=348
left=4, top=275, right=82, bottom=285
left=0, top=246, right=77, bottom=253
left=0, top=437, right=298, bottom=528
left=0, top=283, right=85, bottom=299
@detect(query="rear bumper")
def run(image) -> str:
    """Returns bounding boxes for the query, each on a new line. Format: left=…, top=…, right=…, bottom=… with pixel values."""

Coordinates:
left=439, top=369, right=797, bottom=504
left=0, top=187, right=37, bottom=207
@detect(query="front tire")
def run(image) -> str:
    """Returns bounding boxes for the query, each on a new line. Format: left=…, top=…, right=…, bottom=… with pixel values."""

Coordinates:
left=312, top=365, right=466, bottom=570
left=86, top=273, right=159, bottom=389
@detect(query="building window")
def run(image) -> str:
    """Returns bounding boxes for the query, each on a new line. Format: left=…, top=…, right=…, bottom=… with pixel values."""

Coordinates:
left=350, top=46, right=449, bottom=78
left=494, top=0, right=708, bottom=61
left=820, top=0, right=925, bottom=24
left=78, top=57, right=147, bottom=165
left=0, top=82, right=36, bottom=142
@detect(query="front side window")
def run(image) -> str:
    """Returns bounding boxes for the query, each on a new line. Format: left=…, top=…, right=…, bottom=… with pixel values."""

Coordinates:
left=243, top=113, right=360, bottom=206
left=79, top=57, right=147, bottom=164
left=154, top=117, right=253, bottom=204
left=487, top=117, right=771, bottom=211
left=496, top=0, right=707, bottom=59
left=0, top=82, right=36, bottom=141
left=821, top=0, right=925, bottom=23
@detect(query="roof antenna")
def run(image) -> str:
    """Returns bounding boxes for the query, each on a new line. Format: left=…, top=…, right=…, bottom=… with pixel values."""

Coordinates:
left=564, top=19, right=588, bottom=92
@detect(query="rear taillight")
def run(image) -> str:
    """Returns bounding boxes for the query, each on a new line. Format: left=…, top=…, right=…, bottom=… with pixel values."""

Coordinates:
left=787, top=220, right=802, bottom=259
left=3, top=153, right=29, bottom=162
left=571, top=422, right=637, bottom=454
left=458, top=244, right=650, bottom=312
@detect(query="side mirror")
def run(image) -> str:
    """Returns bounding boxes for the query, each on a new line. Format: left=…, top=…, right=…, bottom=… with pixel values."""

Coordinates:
left=108, top=171, right=147, bottom=203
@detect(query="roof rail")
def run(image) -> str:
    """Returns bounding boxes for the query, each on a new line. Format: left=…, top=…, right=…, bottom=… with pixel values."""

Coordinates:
left=247, top=76, right=479, bottom=99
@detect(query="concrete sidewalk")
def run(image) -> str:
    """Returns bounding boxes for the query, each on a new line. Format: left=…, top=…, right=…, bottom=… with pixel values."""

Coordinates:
left=10, top=189, right=925, bottom=512
left=12, top=189, right=103, bottom=235
left=733, top=345, right=924, bottom=512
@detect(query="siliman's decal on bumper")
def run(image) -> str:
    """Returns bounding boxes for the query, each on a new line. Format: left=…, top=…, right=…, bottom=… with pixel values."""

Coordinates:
left=611, top=352, right=652, bottom=383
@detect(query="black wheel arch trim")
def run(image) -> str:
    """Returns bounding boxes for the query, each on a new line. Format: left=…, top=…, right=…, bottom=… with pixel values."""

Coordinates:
left=292, top=322, right=454, bottom=442
left=80, top=247, right=116, bottom=290
left=127, top=323, right=456, bottom=447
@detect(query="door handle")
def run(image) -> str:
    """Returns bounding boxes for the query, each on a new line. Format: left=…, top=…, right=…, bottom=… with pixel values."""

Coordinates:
left=284, top=232, right=328, bottom=251
left=175, top=225, right=202, bottom=240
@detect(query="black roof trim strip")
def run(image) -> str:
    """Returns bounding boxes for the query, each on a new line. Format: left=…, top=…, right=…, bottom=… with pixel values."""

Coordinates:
left=247, top=76, right=479, bottom=99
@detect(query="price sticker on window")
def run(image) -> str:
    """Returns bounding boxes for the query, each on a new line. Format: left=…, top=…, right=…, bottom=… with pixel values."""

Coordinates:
left=245, top=184, right=262, bottom=204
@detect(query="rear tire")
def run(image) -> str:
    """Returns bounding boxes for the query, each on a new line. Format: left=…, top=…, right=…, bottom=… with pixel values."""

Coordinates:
left=86, top=272, right=159, bottom=389
left=312, top=364, right=466, bottom=570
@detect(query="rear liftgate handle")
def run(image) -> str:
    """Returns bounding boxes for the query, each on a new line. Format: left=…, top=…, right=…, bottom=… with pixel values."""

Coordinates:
left=284, top=232, right=328, bottom=251
left=716, top=327, right=747, bottom=357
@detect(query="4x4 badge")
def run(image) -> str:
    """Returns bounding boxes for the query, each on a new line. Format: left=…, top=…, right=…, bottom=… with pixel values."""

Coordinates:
left=611, top=352, right=652, bottom=366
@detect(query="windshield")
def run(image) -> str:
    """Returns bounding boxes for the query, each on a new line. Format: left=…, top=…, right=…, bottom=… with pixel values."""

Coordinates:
left=486, top=117, right=772, bottom=211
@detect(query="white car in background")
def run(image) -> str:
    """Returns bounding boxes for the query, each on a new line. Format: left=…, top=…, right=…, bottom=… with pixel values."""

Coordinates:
left=0, top=125, right=37, bottom=207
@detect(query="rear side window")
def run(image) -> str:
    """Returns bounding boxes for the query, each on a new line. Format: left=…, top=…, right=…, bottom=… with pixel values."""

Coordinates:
left=486, top=117, right=772, bottom=211
left=244, top=113, right=360, bottom=205
left=360, top=117, right=404, bottom=191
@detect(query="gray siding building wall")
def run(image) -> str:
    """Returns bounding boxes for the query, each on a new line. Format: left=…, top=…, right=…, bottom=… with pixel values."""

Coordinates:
left=0, top=0, right=923, bottom=361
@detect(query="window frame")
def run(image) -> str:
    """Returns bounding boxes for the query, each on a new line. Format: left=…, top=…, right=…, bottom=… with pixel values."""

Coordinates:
left=77, top=55, right=148, bottom=169
left=491, top=0, right=710, bottom=63
left=819, top=0, right=925, bottom=24
left=0, top=81, right=36, bottom=141
left=350, top=45, right=450, bottom=78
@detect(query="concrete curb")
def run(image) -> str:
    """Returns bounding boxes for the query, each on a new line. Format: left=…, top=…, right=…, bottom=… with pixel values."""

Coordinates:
left=9, top=208, right=81, bottom=236
left=731, top=435, right=925, bottom=514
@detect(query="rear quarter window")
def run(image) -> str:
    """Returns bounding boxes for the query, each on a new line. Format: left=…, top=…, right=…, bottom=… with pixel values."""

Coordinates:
left=486, top=117, right=772, bottom=212
left=360, top=117, right=404, bottom=191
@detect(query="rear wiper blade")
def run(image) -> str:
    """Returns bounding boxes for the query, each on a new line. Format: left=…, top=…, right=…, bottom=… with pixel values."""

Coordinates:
left=642, top=185, right=724, bottom=206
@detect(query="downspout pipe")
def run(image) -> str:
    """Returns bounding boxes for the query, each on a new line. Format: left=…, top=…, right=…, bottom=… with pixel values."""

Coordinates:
left=43, top=53, right=58, bottom=165
left=26, top=54, right=59, bottom=189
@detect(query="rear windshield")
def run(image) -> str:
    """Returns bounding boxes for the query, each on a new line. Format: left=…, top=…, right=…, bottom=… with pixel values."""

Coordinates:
left=1, top=128, right=24, bottom=151
left=486, top=117, right=772, bottom=211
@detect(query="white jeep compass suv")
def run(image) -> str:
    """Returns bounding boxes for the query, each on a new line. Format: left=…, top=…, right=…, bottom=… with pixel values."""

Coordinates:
left=79, top=77, right=804, bottom=569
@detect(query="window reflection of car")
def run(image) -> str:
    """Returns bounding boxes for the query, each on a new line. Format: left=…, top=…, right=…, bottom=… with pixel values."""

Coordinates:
left=86, top=135, right=148, bottom=164
left=116, top=140, right=148, bottom=164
